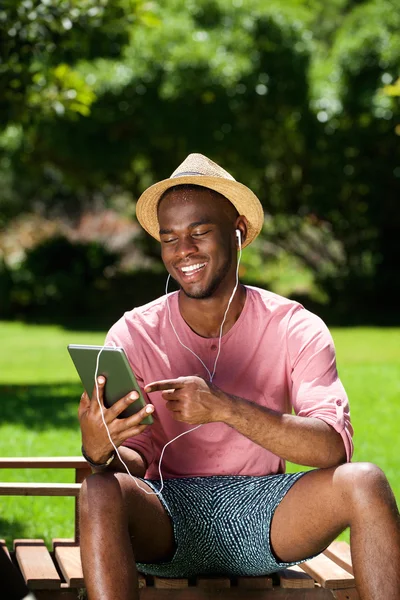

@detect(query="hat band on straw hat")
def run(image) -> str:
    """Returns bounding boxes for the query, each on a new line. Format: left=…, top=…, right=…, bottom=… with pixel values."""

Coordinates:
left=172, top=171, right=204, bottom=177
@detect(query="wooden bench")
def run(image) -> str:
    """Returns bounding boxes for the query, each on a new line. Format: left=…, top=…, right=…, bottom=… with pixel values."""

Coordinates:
left=0, top=458, right=360, bottom=599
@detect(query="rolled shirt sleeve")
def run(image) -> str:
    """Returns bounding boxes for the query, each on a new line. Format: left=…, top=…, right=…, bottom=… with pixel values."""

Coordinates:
left=287, top=307, right=354, bottom=462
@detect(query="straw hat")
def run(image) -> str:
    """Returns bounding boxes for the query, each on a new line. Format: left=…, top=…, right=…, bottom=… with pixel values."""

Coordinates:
left=136, top=153, right=264, bottom=248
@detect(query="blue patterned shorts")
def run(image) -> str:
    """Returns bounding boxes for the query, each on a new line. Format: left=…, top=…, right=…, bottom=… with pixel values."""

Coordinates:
left=136, top=472, right=308, bottom=578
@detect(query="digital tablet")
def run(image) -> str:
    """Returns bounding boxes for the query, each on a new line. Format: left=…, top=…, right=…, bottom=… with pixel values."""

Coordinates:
left=67, top=344, right=153, bottom=423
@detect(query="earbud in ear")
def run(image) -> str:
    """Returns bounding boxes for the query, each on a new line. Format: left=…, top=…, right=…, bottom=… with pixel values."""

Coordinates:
left=235, top=229, right=241, bottom=244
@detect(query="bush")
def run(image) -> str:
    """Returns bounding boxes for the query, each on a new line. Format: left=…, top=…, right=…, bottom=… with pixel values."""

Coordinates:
left=7, top=236, right=119, bottom=324
left=1, top=234, right=169, bottom=328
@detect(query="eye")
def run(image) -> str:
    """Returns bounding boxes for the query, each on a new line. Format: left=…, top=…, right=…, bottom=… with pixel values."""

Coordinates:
left=161, top=236, right=177, bottom=244
left=192, top=229, right=211, bottom=238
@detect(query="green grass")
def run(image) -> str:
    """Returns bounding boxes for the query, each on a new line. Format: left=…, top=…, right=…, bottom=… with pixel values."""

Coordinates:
left=0, top=321, right=399, bottom=547
left=0, top=322, right=105, bottom=544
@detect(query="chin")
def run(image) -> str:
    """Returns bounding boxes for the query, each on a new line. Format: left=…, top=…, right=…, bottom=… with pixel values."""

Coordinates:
left=181, top=288, right=213, bottom=300
left=180, top=278, right=220, bottom=300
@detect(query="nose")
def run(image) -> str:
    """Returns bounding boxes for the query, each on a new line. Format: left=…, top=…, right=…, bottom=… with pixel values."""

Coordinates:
left=175, top=235, right=198, bottom=258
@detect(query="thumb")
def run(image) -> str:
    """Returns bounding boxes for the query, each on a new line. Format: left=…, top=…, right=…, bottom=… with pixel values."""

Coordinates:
left=78, top=391, right=90, bottom=418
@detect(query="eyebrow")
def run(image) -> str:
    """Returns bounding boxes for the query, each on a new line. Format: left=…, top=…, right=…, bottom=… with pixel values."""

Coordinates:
left=159, top=219, right=214, bottom=236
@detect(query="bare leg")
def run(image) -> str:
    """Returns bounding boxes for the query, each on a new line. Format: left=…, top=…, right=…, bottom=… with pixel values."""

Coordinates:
left=79, top=472, right=174, bottom=600
left=270, top=462, right=400, bottom=600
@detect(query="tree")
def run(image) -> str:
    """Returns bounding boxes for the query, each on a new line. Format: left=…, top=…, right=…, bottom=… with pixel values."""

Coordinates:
left=1, top=0, right=399, bottom=323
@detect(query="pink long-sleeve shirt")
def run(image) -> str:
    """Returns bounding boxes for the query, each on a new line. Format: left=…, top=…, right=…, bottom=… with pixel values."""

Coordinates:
left=106, top=286, right=353, bottom=479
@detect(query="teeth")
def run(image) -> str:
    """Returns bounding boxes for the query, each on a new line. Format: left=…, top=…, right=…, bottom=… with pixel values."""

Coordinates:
left=181, top=263, right=206, bottom=273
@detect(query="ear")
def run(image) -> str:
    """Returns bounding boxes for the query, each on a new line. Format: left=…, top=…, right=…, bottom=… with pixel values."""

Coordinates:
left=234, top=216, right=248, bottom=247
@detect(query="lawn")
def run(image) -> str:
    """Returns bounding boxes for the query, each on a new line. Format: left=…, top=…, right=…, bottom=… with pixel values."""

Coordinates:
left=0, top=321, right=399, bottom=547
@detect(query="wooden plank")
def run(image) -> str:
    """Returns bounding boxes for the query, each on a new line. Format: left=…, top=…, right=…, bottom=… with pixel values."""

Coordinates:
left=237, top=575, right=273, bottom=589
left=0, top=539, right=10, bottom=560
left=264, top=592, right=334, bottom=599
left=14, top=539, right=61, bottom=589
left=54, top=544, right=84, bottom=587
left=52, top=539, right=144, bottom=590
left=34, top=592, right=80, bottom=600
left=0, top=457, right=87, bottom=469
left=52, top=538, right=75, bottom=549
left=262, top=592, right=334, bottom=599
left=154, top=577, right=189, bottom=589
left=324, top=542, right=353, bottom=575
left=332, top=590, right=360, bottom=600
left=140, top=588, right=335, bottom=599
left=0, top=482, right=81, bottom=496
left=279, top=565, right=315, bottom=588
left=196, top=575, right=231, bottom=589
left=300, top=554, right=355, bottom=589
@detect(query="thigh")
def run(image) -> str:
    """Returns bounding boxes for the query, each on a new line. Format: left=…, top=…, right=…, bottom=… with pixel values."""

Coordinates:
left=81, top=471, right=175, bottom=564
left=118, top=474, right=176, bottom=563
left=270, top=465, right=351, bottom=563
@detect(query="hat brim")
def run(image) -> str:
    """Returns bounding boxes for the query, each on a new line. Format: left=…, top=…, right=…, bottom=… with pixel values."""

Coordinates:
left=136, top=175, right=264, bottom=249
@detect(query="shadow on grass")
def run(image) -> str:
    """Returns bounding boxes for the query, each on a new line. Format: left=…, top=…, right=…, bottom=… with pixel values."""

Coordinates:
left=0, top=516, right=30, bottom=545
left=0, top=383, right=82, bottom=429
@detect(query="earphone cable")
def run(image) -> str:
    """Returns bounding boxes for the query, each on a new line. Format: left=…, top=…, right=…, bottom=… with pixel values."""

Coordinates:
left=94, top=233, right=242, bottom=496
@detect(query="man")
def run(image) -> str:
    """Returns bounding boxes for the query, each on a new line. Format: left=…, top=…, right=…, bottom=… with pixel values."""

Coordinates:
left=79, top=153, right=400, bottom=600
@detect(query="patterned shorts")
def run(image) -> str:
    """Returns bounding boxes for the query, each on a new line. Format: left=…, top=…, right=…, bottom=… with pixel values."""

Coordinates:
left=136, top=472, right=308, bottom=578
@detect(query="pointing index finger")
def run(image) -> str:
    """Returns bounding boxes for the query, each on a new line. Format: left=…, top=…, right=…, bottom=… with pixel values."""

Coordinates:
left=145, top=379, right=185, bottom=393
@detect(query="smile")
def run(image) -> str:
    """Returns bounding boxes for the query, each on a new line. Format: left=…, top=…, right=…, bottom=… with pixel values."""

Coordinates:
left=179, top=263, right=207, bottom=274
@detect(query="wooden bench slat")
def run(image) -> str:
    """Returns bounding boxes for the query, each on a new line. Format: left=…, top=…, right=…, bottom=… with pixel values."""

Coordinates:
left=30, top=592, right=79, bottom=600
left=1, top=539, right=10, bottom=560
left=236, top=575, right=273, bottom=589
left=279, top=565, right=315, bottom=588
left=300, top=553, right=355, bottom=589
left=324, top=541, right=353, bottom=575
left=196, top=576, right=231, bottom=589
left=14, top=539, right=61, bottom=589
left=332, top=590, right=360, bottom=599
left=153, top=577, right=189, bottom=589
left=54, top=544, right=84, bottom=587
left=0, top=457, right=87, bottom=469
left=0, top=483, right=81, bottom=496
left=6, top=538, right=357, bottom=597
left=140, top=589, right=334, bottom=599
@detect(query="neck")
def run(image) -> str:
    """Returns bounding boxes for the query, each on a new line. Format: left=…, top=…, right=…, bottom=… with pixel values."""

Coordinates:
left=178, top=284, right=246, bottom=338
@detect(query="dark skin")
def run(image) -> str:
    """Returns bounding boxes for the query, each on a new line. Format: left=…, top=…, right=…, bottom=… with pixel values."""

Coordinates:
left=79, top=187, right=400, bottom=600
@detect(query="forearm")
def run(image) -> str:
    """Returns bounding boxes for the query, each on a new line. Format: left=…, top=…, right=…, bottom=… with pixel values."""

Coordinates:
left=221, top=394, right=347, bottom=468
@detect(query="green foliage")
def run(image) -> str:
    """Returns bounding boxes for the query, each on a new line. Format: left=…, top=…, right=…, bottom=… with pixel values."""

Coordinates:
left=1, top=0, right=399, bottom=322
left=0, top=0, right=138, bottom=124
left=8, top=236, right=119, bottom=322
left=2, top=232, right=168, bottom=327
left=384, top=78, right=400, bottom=97
left=28, top=63, right=96, bottom=118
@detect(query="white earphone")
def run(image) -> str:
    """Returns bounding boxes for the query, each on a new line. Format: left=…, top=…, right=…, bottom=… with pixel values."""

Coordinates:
left=235, top=229, right=241, bottom=245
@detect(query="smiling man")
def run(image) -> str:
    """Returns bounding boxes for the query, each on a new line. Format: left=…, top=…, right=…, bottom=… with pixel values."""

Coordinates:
left=78, top=154, right=400, bottom=600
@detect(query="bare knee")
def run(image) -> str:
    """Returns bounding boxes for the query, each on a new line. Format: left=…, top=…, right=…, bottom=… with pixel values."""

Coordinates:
left=80, top=471, right=125, bottom=520
left=335, top=462, right=393, bottom=509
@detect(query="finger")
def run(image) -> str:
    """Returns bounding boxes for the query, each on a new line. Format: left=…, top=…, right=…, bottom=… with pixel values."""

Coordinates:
left=107, top=390, right=141, bottom=420
left=145, top=379, right=185, bottom=393
left=90, top=376, right=107, bottom=409
left=78, top=391, right=90, bottom=418
left=165, top=401, right=181, bottom=412
left=122, top=403, right=155, bottom=428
